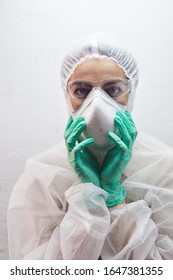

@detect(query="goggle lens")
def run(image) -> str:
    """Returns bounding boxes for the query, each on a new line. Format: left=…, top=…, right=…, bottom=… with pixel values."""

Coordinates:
left=68, top=79, right=131, bottom=100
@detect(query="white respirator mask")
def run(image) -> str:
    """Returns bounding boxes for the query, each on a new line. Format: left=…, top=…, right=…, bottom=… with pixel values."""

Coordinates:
left=71, top=88, right=127, bottom=163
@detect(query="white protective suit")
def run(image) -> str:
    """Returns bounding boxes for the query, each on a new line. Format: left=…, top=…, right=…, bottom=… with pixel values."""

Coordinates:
left=7, top=131, right=173, bottom=259
left=7, top=33, right=173, bottom=259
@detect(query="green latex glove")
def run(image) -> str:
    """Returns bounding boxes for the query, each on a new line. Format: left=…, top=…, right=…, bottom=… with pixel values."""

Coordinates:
left=64, top=116, right=100, bottom=186
left=100, top=111, right=138, bottom=207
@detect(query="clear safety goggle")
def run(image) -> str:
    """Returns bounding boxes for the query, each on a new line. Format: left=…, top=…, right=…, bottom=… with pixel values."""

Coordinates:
left=67, top=78, right=131, bottom=100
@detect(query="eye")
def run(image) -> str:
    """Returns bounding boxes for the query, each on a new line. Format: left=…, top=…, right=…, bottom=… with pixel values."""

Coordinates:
left=103, top=85, right=122, bottom=98
left=74, top=86, right=92, bottom=99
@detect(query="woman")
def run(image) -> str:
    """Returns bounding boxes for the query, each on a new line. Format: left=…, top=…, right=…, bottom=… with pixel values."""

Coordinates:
left=7, top=33, right=173, bottom=259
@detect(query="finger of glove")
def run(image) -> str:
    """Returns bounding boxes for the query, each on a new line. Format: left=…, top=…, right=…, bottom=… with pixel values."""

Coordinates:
left=64, top=116, right=85, bottom=139
left=108, top=131, right=128, bottom=153
left=117, top=111, right=138, bottom=143
left=102, top=132, right=128, bottom=171
left=73, top=138, right=95, bottom=156
left=64, top=116, right=85, bottom=140
left=66, top=121, right=86, bottom=152
left=107, top=131, right=131, bottom=165
left=125, top=111, right=138, bottom=141
left=65, top=116, right=73, bottom=134
left=114, top=114, right=132, bottom=149
left=64, top=116, right=73, bottom=139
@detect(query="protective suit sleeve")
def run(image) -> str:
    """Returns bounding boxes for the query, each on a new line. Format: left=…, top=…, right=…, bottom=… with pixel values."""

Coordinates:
left=7, top=157, right=110, bottom=260
left=60, top=184, right=109, bottom=259
left=101, top=131, right=173, bottom=260
left=101, top=200, right=158, bottom=259
left=102, top=187, right=173, bottom=260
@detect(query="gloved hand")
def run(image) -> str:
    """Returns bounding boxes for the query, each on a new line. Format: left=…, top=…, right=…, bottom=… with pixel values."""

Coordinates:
left=100, top=111, right=138, bottom=207
left=64, top=116, right=101, bottom=186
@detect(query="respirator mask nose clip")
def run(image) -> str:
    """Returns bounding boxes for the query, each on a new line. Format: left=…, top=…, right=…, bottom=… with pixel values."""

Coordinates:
left=73, top=86, right=127, bottom=114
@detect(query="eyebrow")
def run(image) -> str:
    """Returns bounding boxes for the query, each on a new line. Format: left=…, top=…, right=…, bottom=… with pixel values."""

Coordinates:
left=70, top=78, right=128, bottom=87
left=70, top=81, right=92, bottom=87
left=102, top=79, right=122, bottom=86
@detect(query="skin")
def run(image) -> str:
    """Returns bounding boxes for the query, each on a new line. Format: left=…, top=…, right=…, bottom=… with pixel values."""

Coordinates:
left=68, top=57, right=129, bottom=110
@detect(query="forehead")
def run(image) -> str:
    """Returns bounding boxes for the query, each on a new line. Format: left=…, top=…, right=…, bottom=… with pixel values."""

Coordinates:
left=69, top=57, right=126, bottom=81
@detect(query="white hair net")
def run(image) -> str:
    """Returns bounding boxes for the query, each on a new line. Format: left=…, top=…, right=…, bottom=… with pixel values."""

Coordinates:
left=60, top=33, right=139, bottom=112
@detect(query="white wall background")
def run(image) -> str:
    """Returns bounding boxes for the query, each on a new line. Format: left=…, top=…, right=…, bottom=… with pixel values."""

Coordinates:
left=0, top=0, right=173, bottom=259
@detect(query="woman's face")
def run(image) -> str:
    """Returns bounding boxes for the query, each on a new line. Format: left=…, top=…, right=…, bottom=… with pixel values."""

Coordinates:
left=68, top=57, right=129, bottom=110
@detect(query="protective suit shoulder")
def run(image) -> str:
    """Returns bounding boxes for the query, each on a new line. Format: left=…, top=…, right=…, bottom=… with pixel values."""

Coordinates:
left=30, top=140, right=70, bottom=169
left=8, top=141, right=79, bottom=210
left=124, top=130, right=173, bottom=186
